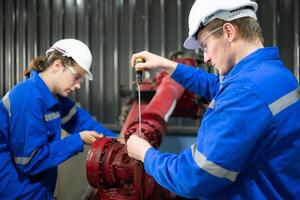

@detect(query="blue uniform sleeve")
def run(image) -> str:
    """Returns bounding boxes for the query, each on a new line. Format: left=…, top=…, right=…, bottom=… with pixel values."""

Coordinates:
left=9, top=95, right=84, bottom=176
left=171, top=63, right=220, bottom=101
left=0, top=103, right=9, bottom=152
left=143, top=83, right=273, bottom=198
left=59, top=96, right=118, bottom=137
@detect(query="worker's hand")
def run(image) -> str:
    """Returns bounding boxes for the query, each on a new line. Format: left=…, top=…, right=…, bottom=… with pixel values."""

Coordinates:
left=117, top=136, right=126, bottom=144
left=79, top=131, right=104, bottom=145
left=131, top=51, right=178, bottom=75
left=126, top=135, right=152, bottom=162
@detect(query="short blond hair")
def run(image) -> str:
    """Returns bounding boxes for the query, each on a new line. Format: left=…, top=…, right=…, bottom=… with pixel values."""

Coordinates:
left=197, top=17, right=264, bottom=44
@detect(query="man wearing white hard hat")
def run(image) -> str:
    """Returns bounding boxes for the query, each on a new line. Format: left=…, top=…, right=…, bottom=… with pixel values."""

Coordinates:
left=0, top=38, right=118, bottom=199
left=127, top=0, right=300, bottom=199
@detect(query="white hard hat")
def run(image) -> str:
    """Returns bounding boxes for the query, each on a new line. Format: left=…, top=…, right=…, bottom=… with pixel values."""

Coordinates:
left=46, top=38, right=93, bottom=80
left=184, top=0, right=258, bottom=50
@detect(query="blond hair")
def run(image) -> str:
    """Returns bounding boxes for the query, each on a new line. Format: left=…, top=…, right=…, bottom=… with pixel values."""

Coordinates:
left=196, top=17, right=264, bottom=44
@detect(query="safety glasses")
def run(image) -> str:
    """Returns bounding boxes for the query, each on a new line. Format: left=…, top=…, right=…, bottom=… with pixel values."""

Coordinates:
left=198, top=26, right=223, bottom=52
left=64, top=65, right=85, bottom=84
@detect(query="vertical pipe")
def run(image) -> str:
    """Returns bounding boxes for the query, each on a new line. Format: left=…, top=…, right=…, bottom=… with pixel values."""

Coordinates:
left=114, top=0, right=120, bottom=119
left=5, top=0, right=15, bottom=90
left=271, top=0, right=279, bottom=46
left=176, top=0, right=184, bottom=127
left=16, top=0, right=28, bottom=82
left=84, top=0, right=90, bottom=111
left=27, top=0, right=38, bottom=74
left=294, top=0, right=299, bottom=81
left=128, top=0, right=135, bottom=90
left=15, top=0, right=20, bottom=82
left=65, top=0, right=76, bottom=38
left=160, top=0, right=165, bottom=57
left=33, top=0, right=38, bottom=57
left=144, top=0, right=149, bottom=51
left=99, top=0, right=104, bottom=119
left=38, top=0, right=50, bottom=54
left=176, top=0, right=182, bottom=51
left=51, top=0, right=64, bottom=42
left=0, top=0, right=4, bottom=96
left=90, top=0, right=98, bottom=120
left=68, top=0, right=76, bottom=102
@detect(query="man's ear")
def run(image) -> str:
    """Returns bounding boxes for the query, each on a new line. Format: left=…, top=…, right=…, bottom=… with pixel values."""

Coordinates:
left=223, top=23, right=237, bottom=42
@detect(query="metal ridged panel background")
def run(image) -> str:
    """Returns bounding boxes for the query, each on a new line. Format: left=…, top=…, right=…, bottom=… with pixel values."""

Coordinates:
left=0, top=0, right=299, bottom=133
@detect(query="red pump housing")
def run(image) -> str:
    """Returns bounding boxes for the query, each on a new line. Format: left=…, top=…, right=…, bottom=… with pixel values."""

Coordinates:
left=86, top=57, right=204, bottom=199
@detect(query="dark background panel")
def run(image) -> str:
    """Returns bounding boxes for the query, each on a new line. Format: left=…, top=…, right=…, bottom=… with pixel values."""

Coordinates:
left=0, top=0, right=299, bottom=133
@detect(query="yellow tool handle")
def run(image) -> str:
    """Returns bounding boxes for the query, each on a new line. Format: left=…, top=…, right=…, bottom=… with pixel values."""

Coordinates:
left=135, top=57, right=144, bottom=84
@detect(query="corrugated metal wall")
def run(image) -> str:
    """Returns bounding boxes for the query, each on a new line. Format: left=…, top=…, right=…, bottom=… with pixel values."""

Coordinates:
left=257, top=0, right=299, bottom=78
left=0, top=0, right=299, bottom=133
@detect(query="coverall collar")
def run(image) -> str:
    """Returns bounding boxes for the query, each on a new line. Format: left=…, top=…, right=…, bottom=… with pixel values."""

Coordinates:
left=30, top=70, right=59, bottom=109
left=227, top=47, right=280, bottom=78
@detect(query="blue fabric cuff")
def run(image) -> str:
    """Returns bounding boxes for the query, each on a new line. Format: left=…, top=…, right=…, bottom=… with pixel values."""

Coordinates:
left=171, top=63, right=187, bottom=82
left=64, top=132, right=84, bottom=153
left=144, top=147, right=158, bottom=176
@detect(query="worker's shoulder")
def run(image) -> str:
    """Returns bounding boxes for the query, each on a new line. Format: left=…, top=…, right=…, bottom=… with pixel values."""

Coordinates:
left=237, top=60, right=298, bottom=103
left=9, top=79, right=44, bottom=110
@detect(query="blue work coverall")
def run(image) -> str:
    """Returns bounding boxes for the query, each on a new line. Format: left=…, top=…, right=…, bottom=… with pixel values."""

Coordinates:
left=0, top=70, right=117, bottom=199
left=143, top=47, right=300, bottom=199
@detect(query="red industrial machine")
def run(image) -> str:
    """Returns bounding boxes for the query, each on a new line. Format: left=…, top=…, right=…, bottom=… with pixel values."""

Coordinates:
left=86, top=55, right=206, bottom=200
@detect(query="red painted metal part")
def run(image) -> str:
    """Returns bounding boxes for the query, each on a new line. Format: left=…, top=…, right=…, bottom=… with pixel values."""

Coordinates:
left=86, top=57, right=202, bottom=200
left=124, top=76, right=184, bottom=148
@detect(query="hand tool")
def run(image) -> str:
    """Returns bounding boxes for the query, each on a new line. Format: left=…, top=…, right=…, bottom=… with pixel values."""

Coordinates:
left=135, top=57, right=144, bottom=135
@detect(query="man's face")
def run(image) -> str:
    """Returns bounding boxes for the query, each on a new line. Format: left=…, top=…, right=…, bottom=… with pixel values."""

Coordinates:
left=197, top=24, right=235, bottom=75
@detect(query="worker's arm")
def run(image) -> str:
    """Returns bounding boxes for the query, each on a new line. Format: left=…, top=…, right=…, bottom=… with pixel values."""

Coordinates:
left=171, top=63, right=220, bottom=101
left=130, top=51, right=220, bottom=101
left=9, top=95, right=84, bottom=176
left=142, top=84, right=273, bottom=198
left=131, top=51, right=178, bottom=75
left=59, top=96, right=118, bottom=137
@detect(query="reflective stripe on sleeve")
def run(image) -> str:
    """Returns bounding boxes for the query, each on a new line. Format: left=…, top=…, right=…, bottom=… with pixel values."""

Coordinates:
left=44, top=112, right=60, bottom=122
left=208, top=99, right=216, bottom=109
left=2, top=91, right=11, bottom=116
left=61, top=105, right=77, bottom=124
left=219, top=76, right=224, bottom=84
left=219, top=76, right=224, bottom=90
left=14, top=149, right=37, bottom=165
left=269, top=87, right=300, bottom=116
left=191, top=144, right=238, bottom=182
